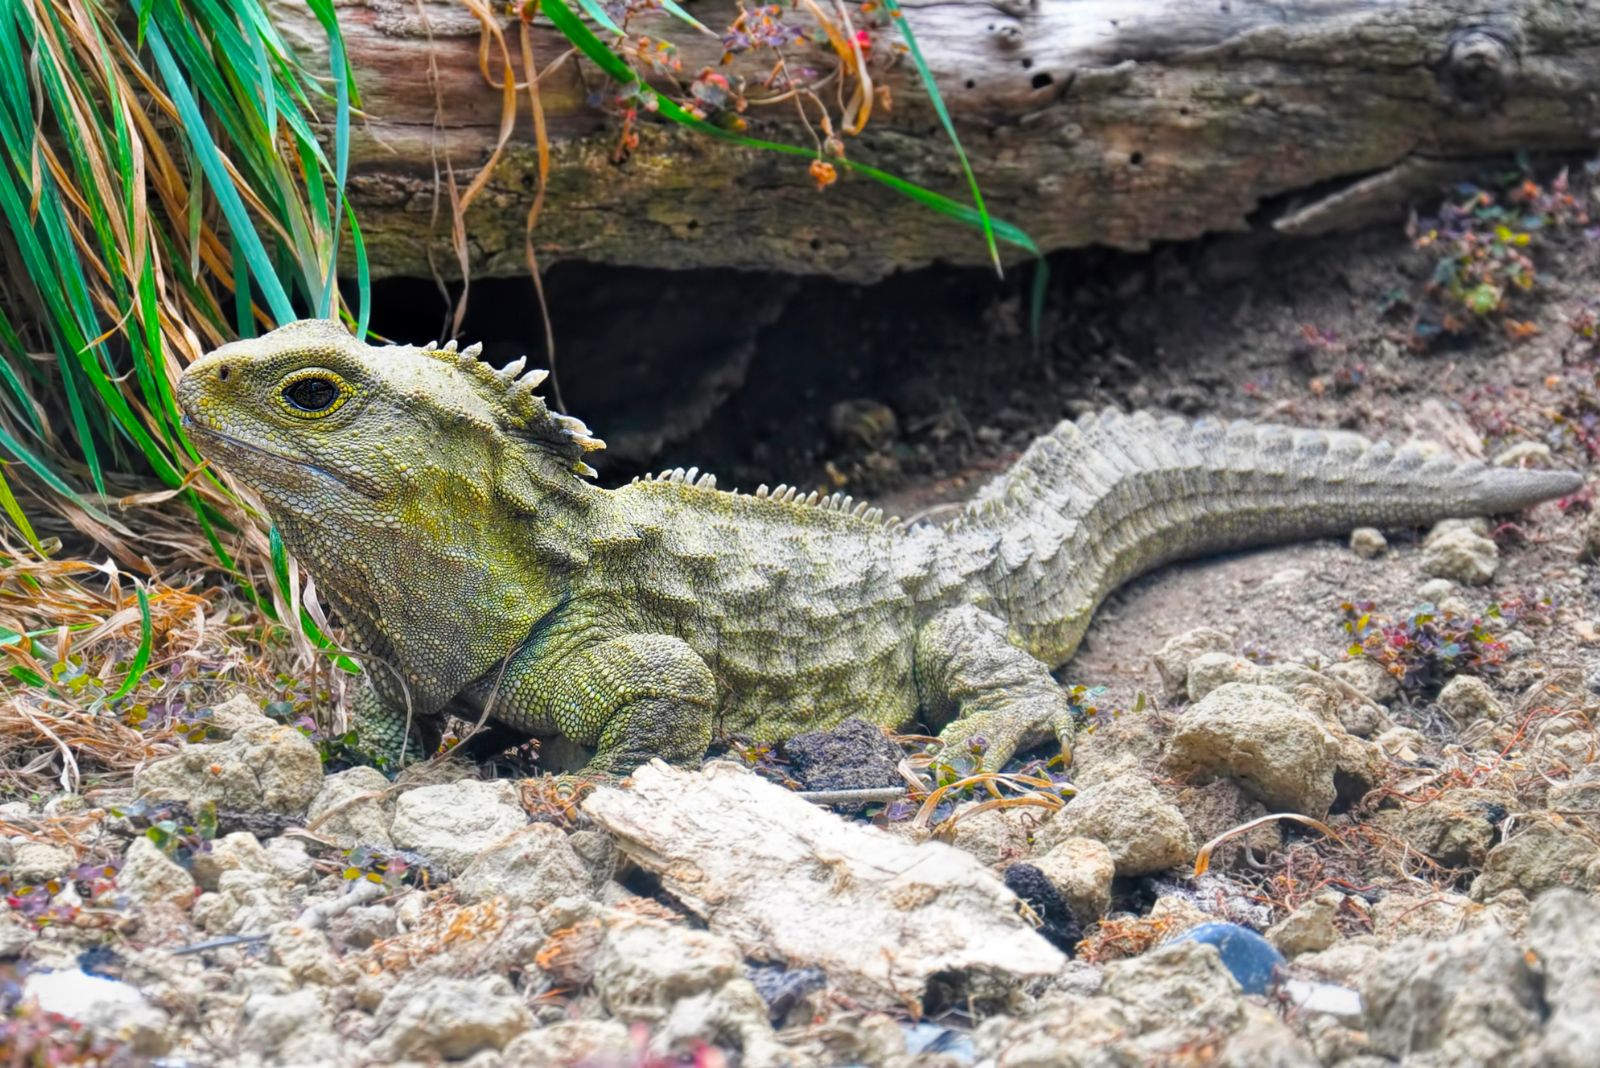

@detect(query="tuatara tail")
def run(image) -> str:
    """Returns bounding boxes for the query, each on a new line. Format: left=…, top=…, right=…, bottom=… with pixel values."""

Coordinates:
left=952, top=409, right=1584, bottom=667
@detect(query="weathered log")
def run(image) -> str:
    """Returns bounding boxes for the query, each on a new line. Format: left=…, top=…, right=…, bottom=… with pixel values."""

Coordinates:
left=277, top=0, right=1600, bottom=281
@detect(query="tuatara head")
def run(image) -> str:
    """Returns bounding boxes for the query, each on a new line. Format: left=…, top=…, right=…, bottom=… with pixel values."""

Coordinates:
left=177, top=319, right=605, bottom=520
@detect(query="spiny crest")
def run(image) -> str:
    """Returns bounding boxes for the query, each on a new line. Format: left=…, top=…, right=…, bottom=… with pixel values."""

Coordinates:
left=631, top=467, right=901, bottom=528
left=752, top=484, right=898, bottom=528
left=419, top=338, right=604, bottom=475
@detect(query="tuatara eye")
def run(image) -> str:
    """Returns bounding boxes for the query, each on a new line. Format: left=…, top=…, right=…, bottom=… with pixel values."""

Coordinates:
left=283, top=376, right=342, bottom=414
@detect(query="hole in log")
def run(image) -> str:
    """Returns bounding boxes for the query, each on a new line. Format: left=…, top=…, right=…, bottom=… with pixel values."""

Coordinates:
left=1031, top=72, right=1053, bottom=90
left=965, top=79, right=976, bottom=89
left=1021, top=57, right=1034, bottom=69
left=1130, top=151, right=1145, bottom=166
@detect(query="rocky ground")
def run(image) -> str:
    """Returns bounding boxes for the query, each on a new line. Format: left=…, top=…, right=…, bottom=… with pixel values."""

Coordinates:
left=4, top=166, right=1600, bottom=1065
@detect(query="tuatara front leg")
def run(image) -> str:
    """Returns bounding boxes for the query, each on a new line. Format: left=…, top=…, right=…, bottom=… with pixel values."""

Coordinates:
left=349, top=682, right=442, bottom=768
left=915, top=605, right=1076, bottom=772
left=483, top=630, right=719, bottom=775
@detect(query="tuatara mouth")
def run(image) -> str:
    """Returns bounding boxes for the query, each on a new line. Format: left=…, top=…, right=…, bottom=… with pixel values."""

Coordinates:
left=182, top=416, right=385, bottom=500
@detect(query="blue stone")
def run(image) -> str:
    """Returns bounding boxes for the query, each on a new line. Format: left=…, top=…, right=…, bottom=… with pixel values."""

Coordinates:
left=1174, top=922, right=1286, bottom=995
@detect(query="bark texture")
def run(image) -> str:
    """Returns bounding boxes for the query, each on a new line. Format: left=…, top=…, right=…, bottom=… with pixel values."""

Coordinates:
left=277, top=0, right=1600, bottom=280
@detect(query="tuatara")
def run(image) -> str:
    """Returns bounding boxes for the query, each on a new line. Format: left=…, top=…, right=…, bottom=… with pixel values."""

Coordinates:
left=177, top=319, right=1582, bottom=773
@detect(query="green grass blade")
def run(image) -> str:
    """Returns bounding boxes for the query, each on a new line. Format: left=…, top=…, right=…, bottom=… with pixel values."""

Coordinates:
left=346, top=201, right=371, bottom=339
left=145, top=23, right=296, bottom=323
left=0, top=464, right=43, bottom=553
left=0, top=419, right=119, bottom=527
left=270, top=524, right=361, bottom=673
left=657, top=0, right=712, bottom=35
left=108, top=585, right=154, bottom=702
left=574, top=0, right=626, bottom=38
left=879, top=0, right=998, bottom=274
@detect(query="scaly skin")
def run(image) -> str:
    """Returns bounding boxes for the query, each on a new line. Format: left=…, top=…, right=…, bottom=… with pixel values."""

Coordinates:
left=177, top=320, right=1584, bottom=774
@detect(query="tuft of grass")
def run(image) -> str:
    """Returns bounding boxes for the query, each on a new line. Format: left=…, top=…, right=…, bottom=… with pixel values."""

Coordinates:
left=0, top=0, right=367, bottom=555
left=0, top=0, right=370, bottom=728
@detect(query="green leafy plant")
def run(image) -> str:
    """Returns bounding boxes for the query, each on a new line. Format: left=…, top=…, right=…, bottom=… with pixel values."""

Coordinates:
left=1403, top=169, right=1590, bottom=347
left=1340, top=599, right=1510, bottom=694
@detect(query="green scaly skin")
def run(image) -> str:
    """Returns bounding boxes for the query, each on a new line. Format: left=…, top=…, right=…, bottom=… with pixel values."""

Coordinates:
left=177, top=320, right=1585, bottom=775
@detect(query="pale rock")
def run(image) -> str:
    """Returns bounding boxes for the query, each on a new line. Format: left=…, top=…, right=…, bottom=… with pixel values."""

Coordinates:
left=1152, top=627, right=1233, bottom=698
left=24, top=970, right=171, bottom=1055
left=268, top=922, right=344, bottom=987
left=1471, top=814, right=1600, bottom=901
left=327, top=904, right=397, bottom=949
left=1048, top=775, right=1194, bottom=876
left=1349, top=527, right=1388, bottom=558
left=1420, top=522, right=1499, bottom=586
left=1185, top=653, right=1261, bottom=703
left=544, top=898, right=786, bottom=1065
left=238, top=988, right=344, bottom=1065
left=0, top=914, right=34, bottom=956
left=456, top=822, right=595, bottom=908
left=1323, top=658, right=1399, bottom=705
left=12, top=842, right=73, bottom=884
left=1426, top=517, right=1491, bottom=540
left=1029, top=837, right=1114, bottom=920
left=264, top=836, right=316, bottom=885
left=133, top=694, right=324, bottom=817
left=390, top=779, right=526, bottom=875
left=948, top=802, right=1039, bottom=867
left=1437, top=674, right=1505, bottom=723
left=1296, top=940, right=1382, bottom=988
left=307, top=765, right=394, bottom=849
left=1362, top=927, right=1540, bottom=1065
left=975, top=940, right=1317, bottom=1067
left=193, top=869, right=294, bottom=935
left=1266, top=891, right=1343, bottom=956
left=117, top=837, right=195, bottom=910
left=368, top=975, right=532, bottom=1061
left=1548, top=775, right=1600, bottom=813
left=192, top=832, right=274, bottom=892
left=500, top=1021, right=635, bottom=1068
left=1167, top=683, right=1341, bottom=816
left=1148, top=894, right=1212, bottom=935
left=1501, top=630, right=1536, bottom=659
left=581, top=762, right=1064, bottom=1004
left=1417, top=577, right=1458, bottom=604
left=1523, top=890, right=1600, bottom=1068
left=1379, top=788, right=1515, bottom=869
left=567, top=829, right=619, bottom=885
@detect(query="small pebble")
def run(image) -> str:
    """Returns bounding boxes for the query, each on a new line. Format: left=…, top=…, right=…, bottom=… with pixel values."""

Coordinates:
left=1417, top=578, right=1457, bottom=604
left=1349, top=528, right=1387, bottom=558
left=1174, top=922, right=1286, bottom=995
